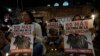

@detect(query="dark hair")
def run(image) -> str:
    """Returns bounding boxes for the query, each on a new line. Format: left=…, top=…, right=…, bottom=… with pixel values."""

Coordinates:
left=72, top=15, right=81, bottom=21
left=22, top=10, right=35, bottom=22
left=49, top=29, right=58, bottom=36
left=0, top=25, right=9, bottom=32
left=0, top=7, right=9, bottom=21
left=49, top=18, right=57, bottom=22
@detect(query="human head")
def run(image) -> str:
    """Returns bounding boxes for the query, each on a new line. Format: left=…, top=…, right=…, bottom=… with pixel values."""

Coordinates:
left=72, top=15, right=81, bottom=21
left=49, top=18, right=57, bottom=22
left=21, top=10, right=35, bottom=24
left=4, top=13, right=10, bottom=19
left=0, top=7, right=9, bottom=22
left=48, top=18, right=59, bottom=36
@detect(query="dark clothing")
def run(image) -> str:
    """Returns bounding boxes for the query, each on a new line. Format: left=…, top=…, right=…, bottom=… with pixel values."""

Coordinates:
left=2, top=19, right=13, bottom=25
left=33, top=43, right=43, bottom=56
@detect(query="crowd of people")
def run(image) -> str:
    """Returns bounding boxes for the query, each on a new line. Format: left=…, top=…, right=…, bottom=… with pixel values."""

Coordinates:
left=0, top=7, right=99, bottom=56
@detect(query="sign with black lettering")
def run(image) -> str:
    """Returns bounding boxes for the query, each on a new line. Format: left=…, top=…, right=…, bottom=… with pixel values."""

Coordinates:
left=10, top=25, right=34, bottom=56
left=64, top=19, right=95, bottom=56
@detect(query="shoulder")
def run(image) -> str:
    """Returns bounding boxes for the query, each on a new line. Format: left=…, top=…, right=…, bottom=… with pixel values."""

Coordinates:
left=19, top=23, right=24, bottom=25
left=33, top=23, right=41, bottom=28
left=34, top=23, right=40, bottom=26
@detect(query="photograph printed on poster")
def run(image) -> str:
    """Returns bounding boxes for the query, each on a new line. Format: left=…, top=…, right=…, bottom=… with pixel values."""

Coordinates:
left=64, top=19, right=95, bottom=56
left=12, top=35, right=32, bottom=49
left=45, top=19, right=64, bottom=55
left=10, top=25, right=34, bottom=56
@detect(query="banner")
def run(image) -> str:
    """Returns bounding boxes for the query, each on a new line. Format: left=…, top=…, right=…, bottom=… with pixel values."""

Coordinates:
left=10, top=25, right=34, bottom=56
left=64, top=19, right=95, bottom=56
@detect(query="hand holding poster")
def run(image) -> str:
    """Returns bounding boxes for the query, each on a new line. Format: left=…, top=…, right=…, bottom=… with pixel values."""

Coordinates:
left=64, top=19, right=95, bottom=56
left=10, top=25, right=34, bottom=56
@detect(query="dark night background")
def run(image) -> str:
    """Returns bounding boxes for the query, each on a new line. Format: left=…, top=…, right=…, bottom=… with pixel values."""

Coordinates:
left=0, top=0, right=99, bottom=11
left=0, top=0, right=97, bottom=7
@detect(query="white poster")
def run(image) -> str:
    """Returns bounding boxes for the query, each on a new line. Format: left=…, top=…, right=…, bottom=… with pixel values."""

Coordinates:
left=64, top=19, right=95, bottom=56
left=10, top=25, right=34, bottom=56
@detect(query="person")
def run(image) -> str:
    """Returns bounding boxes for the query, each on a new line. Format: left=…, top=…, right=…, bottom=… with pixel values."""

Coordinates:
left=72, top=15, right=82, bottom=21
left=20, top=10, right=42, bottom=37
left=12, top=11, right=22, bottom=24
left=2, top=13, right=13, bottom=25
left=45, top=18, right=64, bottom=55
left=0, top=26, right=10, bottom=56
left=93, top=13, right=100, bottom=56
left=0, top=7, right=11, bottom=56
left=0, top=7, right=8, bottom=24
left=66, top=15, right=93, bottom=56
left=67, top=15, right=82, bottom=49
left=20, top=10, right=45, bottom=56
left=93, top=17, right=100, bottom=41
left=42, top=21, right=47, bottom=37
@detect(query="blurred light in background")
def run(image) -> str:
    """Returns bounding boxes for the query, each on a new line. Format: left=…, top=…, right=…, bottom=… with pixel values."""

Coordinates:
left=6, top=53, right=9, bottom=56
left=55, top=48, right=57, bottom=51
left=51, top=48, right=54, bottom=51
left=7, top=8, right=12, bottom=12
left=91, top=14, right=96, bottom=20
left=32, top=10, right=36, bottom=13
left=63, top=1, right=69, bottom=6
left=54, top=3, right=59, bottom=6
left=47, top=4, right=51, bottom=7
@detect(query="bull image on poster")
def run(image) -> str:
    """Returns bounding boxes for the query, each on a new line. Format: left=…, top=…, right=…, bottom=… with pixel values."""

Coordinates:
left=67, top=33, right=89, bottom=49
left=13, top=35, right=31, bottom=49
left=10, top=25, right=34, bottom=56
